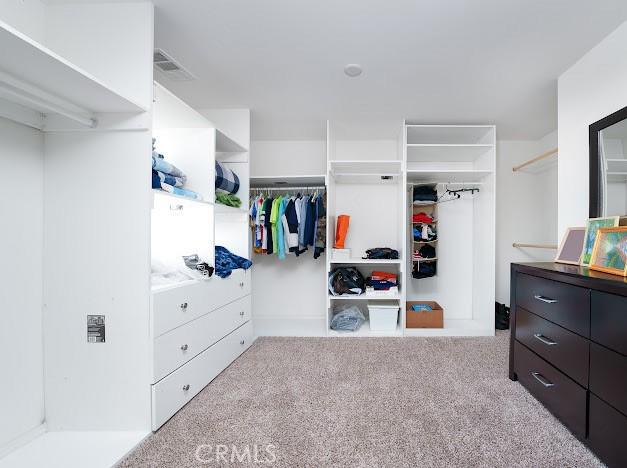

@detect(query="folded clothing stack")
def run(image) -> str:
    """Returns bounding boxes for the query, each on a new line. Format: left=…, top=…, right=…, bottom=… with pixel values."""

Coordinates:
left=413, top=212, right=434, bottom=223
left=152, top=139, right=202, bottom=200
left=413, top=260, right=436, bottom=279
left=413, top=244, right=436, bottom=260
left=413, top=185, right=438, bottom=204
left=362, top=247, right=399, bottom=260
left=366, top=271, right=398, bottom=296
left=413, top=225, right=437, bottom=241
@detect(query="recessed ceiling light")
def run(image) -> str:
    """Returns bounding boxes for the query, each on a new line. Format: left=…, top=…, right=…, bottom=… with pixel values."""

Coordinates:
left=344, top=64, right=363, bottom=77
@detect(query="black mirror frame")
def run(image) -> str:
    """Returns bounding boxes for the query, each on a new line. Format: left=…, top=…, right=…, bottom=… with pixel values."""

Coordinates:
left=589, top=105, right=627, bottom=218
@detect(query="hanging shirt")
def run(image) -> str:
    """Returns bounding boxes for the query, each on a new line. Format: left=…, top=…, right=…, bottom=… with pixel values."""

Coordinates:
left=304, top=195, right=317, bottom=247
left=264, top=197, right=274, bottom=255
left=270, top=196, right=282, bottom=254
left=314, top=192, right=327, bottom=259
left=284, top=197, right=300, bottom=255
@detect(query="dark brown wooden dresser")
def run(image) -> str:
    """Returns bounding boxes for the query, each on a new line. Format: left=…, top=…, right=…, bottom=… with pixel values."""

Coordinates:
left=510, top=262, right=627, bottom=468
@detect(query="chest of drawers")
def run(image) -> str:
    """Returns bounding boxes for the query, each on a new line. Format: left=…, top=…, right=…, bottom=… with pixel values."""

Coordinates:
left=510, top=263, right=627, bottom=468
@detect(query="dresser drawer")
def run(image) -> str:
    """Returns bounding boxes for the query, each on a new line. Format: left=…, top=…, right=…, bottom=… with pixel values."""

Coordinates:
left=516, top=273, right=590, bottom=337
left=515, top=308, right=589, bottom=386
left=513, top=341, right=586, bottom=438
left=151, top=321, right=253, bottom=430
left=152, top=270, right=251, bottom=337
left=154, top=295, right=252, bottom=382
left=589, top=394, right=627, bottom=468
left=590, top=342, right=627, bottom=416
left=591, top=291, right=627, bottom=355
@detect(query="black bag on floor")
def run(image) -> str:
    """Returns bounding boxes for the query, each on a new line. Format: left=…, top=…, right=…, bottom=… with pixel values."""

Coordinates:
left=495, top=302, right=510, bottom=330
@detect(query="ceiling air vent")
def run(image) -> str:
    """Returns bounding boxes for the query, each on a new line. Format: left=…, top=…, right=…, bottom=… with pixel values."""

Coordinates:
left=153, top=48, right=195, bottom=81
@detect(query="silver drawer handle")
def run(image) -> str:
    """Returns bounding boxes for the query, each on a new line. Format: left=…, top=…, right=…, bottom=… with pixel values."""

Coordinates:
left=180, top=344, right=189, bottom=351
left=180, top=302, right=188, bottom=310
left=239, top=282, right=244, bottom=287
left=239, top=311, right=245, bottom=316
left=240, top=340, right=245, bottom=345
left=534, top=295, right=557, bottom=304
left=531, top=372, right=555, bottom=388
left=533, top=333, right=557, bottom=346
left=170, top=204, right=184, bottom=211
left=182, top=384, right=190, bottom=391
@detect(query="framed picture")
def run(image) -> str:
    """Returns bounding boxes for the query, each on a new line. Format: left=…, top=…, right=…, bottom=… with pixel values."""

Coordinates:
left=581, top=216, right=620, bottom=266
left=555, top=227, right=586, bottom=265
left=589, top=227, right=627, bottom=277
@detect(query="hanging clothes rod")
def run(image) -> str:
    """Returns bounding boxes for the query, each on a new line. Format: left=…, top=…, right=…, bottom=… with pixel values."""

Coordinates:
left=513, top=148, right=558, bottom=172
left=512, top=243, right=558, bottom=249
left=408, top=182, right=484, bottom=186
left=250, top=185, right=326, bottom=192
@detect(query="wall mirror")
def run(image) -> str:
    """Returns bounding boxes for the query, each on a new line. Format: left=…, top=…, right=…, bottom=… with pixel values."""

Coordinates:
left=590, top=106, right=627, bottom=217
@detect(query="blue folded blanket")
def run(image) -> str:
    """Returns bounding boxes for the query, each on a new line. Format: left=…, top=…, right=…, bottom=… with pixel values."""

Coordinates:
left=152, top=152, right=187, bottom=181
left=215, top=245, right=252, bottom=278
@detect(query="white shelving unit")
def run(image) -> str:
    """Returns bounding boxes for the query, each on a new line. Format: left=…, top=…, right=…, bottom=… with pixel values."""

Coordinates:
left=404, top=123, right=496, bottom=336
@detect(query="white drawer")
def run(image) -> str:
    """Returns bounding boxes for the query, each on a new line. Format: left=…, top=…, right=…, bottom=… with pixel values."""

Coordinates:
left=151, top=320, right=253, bottom=430
left=152, top=269, right=251, bottom=336
left=153, top=295, right=252, bottom=382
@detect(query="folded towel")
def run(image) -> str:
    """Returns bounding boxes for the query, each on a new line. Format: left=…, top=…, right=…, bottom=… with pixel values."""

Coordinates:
left=216, top=192, right=242, bottom=208
left=155, top=170, right=185, bottom=187
left=160, top=182, right=202, bottom=200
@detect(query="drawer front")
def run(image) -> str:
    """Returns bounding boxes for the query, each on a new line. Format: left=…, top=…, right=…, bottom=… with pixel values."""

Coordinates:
left=516, top=273, right=590, bottom=337
left=513, top=341, right=586, bottom=438
left=590, top=342, right=627, bottom=416
left=591, top=291, right=627, bottom=355
left=589, top=394, right=627, bottom=468
left=515, top=308, right=589, bottom=386
left=151, top=321, right=253, bottom=430
left=154, top=295, right=252, bottom=382
left=152, top=270, right=252, bottom=337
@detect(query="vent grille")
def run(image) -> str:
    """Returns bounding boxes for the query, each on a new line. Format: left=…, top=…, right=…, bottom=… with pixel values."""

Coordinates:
left=153, top=48, right=195, bottom=81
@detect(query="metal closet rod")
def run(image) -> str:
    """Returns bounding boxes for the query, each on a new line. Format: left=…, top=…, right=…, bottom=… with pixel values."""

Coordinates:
left=408, top=182, right=484, bottom=186
left=250, top=185, right=327, bottom=192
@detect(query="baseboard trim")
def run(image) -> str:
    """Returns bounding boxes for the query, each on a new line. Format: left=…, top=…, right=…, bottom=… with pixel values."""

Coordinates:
left=0, top=423, right=47, bottom=460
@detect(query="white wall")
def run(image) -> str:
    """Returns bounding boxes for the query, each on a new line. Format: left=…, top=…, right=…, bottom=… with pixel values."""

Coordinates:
left=0, top=118, right=45, bottom=448
left=496, top=131, right=558, bottom=306
left=249, top=140, right=327, bottom=335
left=558, top=20, right=627, bottom=236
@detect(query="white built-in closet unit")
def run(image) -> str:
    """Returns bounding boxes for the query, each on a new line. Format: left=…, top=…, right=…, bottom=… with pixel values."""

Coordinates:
left=250, top=122, right=495, bottom=337
left=0, top=3, right=252, bottom=464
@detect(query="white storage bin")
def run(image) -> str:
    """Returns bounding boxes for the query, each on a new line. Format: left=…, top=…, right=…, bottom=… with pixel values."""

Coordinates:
left=367, top=300, right=399, bottom=332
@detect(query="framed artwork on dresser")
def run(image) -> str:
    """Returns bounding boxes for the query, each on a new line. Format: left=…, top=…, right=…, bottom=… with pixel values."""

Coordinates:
left=555, top=227, right=586, bottom=265
left=589, top=227, right=627, bottom=277
left=581, top=216, right=620, bottom=266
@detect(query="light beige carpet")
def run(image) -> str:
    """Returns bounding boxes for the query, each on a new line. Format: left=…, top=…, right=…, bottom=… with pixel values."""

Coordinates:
left=119, top=332, right=603, bottom=467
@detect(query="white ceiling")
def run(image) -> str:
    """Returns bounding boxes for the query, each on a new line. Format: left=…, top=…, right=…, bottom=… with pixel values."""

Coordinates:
left=78, top=1, right=627, bottom=140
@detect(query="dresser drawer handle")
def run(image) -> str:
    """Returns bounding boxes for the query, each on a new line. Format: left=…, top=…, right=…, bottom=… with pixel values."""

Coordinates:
left=239, top=281, right=244, bottom=287
left=534, top=295, right=557, bottom=304
left=180, top=344, right=189, bottom=351
left=180, top=302, right=188, bottom=310
left=533, top=333, right=557, bottom=346
left=531, top=372, right=555, bottom=388
left=240, top=340, right=245, bottom=345
left=239, top=311, right=245, bottom=316
left=182, top=384, right=190, bottom=391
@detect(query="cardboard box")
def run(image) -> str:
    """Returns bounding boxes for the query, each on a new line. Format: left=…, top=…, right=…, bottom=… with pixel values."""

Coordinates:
left=406, top=301, right=443, bottom=328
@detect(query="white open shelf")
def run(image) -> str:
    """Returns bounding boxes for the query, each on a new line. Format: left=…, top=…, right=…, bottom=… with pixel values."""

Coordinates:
left=152, top=188, right=213, bottom=206
left=330, top=160, right=401, bottom=175
left=250, top=174, right=326, bottom=187
left=0, top=20, right=146, bottom=129
left=407, top=169, right=493, bottom=183
left=406, top=125, right=495, bottom=145
left=407, top=144, right=494, bottom=162
left=215, top=203, right=248, bottom=215
left=329, top=258, right=402, bottom=264
left=328, top=322, right=402, bottom=337
left=329, top=293, right=401, bottom=301
left=607, top=172, right=627, bottom=182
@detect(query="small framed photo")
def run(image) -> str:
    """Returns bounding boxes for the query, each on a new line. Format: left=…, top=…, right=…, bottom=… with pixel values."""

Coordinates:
left=555, top=227, right=586, bottom=265
left=589, top=227, right=627, bottom=277
left=581, top=216, right=620, bottom=266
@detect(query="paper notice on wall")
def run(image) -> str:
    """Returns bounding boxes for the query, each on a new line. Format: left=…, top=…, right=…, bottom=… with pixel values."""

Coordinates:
left=87, top=315, right=105, bottom=343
